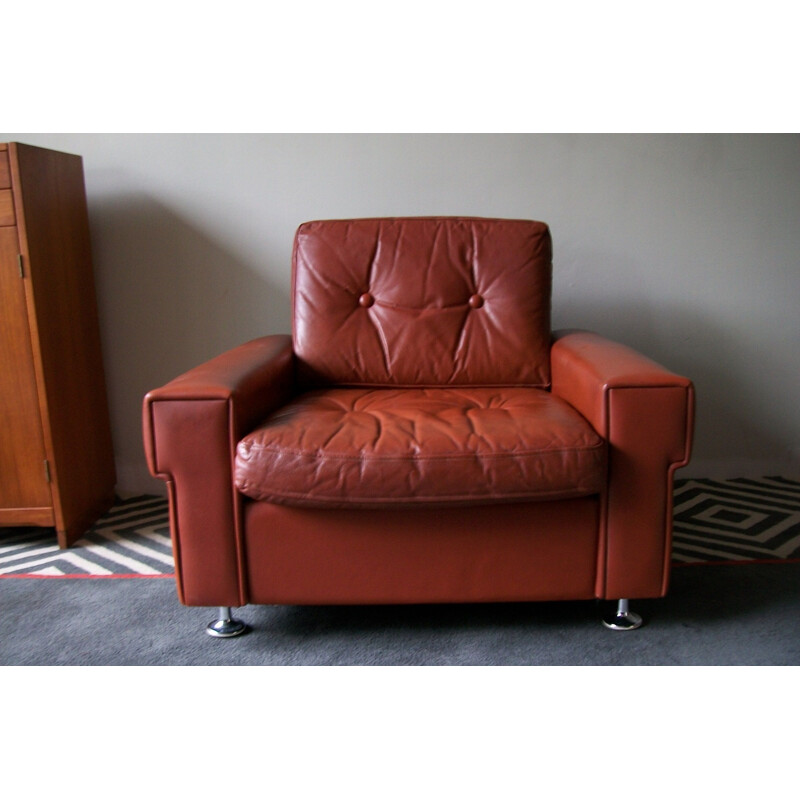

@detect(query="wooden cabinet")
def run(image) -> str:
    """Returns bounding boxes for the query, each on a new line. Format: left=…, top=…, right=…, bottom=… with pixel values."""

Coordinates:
left=0, top=142, right=115, bottom=548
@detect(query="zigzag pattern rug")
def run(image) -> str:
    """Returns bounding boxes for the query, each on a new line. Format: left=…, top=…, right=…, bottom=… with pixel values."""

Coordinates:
left=672, top=476, right=800, bottom=564
left=1, top=477, right=799, bottom=577
left=0, top=496, right=174, bottom=579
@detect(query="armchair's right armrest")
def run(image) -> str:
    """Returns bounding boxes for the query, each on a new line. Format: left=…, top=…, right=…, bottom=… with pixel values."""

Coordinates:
left=143, top=335, right=295, bottom=607
left=551, top=329, right=693, bottom=438
left=551, top=330, right=695, bottom=600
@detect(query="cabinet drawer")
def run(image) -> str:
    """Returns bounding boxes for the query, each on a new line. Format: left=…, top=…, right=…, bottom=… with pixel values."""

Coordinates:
left=0, top=149, right=10, bottom=188
left=0, top=189, right=15, bottom=225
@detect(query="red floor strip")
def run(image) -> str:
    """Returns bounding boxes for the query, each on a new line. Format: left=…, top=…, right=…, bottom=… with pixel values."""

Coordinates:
left=0, top=573, right=176, bottom=579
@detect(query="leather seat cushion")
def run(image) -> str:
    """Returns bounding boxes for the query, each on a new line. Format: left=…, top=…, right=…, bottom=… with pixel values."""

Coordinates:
left=235, top=387, right=605, bottom=508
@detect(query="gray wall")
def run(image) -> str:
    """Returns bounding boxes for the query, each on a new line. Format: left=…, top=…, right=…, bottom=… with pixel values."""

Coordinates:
left=3, top=133, right=798, bottom=495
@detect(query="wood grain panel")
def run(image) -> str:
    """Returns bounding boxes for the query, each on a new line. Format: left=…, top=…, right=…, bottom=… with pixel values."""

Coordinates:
left=0, top=189, right=15, bottom=225
left=0, top=507, right=55, bottom=527
left=0, top=147, right=10, bottom=188
left=0, top=226, right=52, bottom=511
left=8, top=143, right=116, bottom=546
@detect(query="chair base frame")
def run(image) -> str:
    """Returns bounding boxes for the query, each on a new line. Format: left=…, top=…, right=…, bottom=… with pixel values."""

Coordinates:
left=206, top=607, right=248, bottom=638
left=201, top=599, right=646, bottom=639
left=601, top=599, right=644, bottom=631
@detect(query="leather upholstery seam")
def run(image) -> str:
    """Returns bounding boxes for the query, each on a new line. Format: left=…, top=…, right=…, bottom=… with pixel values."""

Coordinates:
left=239, top=443, right=606, bottom=460
left=228, top=397, right=249, bottom=607
left=251, top=489, right=603, bottom=504
left=321, top=383, right=553, bottom=390
left=603, top=381, right=692, bottom=391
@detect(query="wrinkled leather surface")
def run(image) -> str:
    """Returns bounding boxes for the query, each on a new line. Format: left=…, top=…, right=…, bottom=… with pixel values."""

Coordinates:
left=142, top=220, right=696, bottom=610
left=235, top=386, right=605, bottom=507
left=293, top=217, right=552, bottom=387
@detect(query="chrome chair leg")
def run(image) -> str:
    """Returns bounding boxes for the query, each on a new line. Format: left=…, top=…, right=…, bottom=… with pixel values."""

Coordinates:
left=602, top=599, right=643, bottom=631
left=206, top=606, right=248, bottom=638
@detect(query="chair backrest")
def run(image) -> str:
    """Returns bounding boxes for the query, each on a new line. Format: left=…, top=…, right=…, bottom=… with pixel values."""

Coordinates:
left=292, top=217, right=553, bottom=388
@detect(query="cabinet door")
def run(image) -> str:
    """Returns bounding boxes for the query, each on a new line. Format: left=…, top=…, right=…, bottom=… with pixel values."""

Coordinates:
left=0, top=225, right=52, bottom=513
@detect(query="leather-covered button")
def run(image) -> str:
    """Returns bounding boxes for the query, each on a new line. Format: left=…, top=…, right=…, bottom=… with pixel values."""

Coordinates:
left=359, top=293, right=375, bottom=308
left=468, top=294, right=484, bottom=309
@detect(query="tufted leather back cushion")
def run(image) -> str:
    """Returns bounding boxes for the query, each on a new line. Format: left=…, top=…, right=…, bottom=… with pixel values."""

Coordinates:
left=292, top=217, right=553, bottom=387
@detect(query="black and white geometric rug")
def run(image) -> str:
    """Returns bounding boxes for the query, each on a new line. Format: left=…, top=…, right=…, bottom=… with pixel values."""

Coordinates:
left=1, top=477, right=799, bottom=577
left=0, top=495, right=174, bottom=579
left=672, top=476, right=800, bottom=565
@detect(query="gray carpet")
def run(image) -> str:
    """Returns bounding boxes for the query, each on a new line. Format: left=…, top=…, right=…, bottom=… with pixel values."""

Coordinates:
left=2, top=562, right=798, bottom=665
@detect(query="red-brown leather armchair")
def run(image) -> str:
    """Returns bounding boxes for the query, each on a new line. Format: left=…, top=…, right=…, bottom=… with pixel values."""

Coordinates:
left=143, top=218, right=694, bottom=637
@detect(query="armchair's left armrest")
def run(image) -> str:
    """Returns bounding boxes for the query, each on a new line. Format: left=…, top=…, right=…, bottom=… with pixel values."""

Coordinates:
left=551, top=329, right=695, bottom=599
left=143, top=335, right=295, bottom=607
